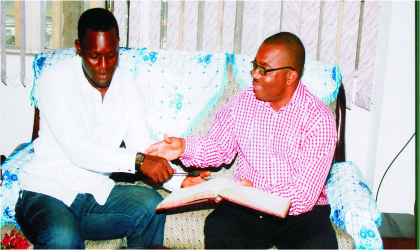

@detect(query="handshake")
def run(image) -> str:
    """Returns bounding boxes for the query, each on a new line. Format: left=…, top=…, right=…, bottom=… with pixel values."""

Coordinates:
left=142, top=133, right=253, bottom=189
left=140, top=133, right=210, bottom=188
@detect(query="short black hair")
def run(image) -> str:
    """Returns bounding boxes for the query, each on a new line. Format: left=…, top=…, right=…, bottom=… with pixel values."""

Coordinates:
left=263, top=32, right=305, bottom=79
left=78, top=8, right=119, bottom=42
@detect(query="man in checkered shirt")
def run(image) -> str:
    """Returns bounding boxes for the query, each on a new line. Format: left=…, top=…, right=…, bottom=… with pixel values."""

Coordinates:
left=147, top=32, right=338, bottom=249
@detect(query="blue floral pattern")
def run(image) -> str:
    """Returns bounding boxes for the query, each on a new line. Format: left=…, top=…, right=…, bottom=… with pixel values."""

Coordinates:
left=132, top=49, right=228, bottom=142
left=197, top=54, right=212, bottom=65
left=169, top=93, right=184, bottom=111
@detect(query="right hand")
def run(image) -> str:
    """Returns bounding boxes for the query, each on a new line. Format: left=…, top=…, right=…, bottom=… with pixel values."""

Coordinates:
left=139, top=154, right=174, bottom=183
left=145, top=133, right=186, bottom=161
left=236, top=179, right=253, bottom=187
left=181, top=171, right=211, bottom=188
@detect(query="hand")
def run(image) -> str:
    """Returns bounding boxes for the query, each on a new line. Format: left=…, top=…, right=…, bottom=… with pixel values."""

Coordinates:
left=181, top=171, right=211, bottom=188
left=145, top=133, right=186, bottom=161
left=236, top=179, right=253, bottom=187
left=139, top=154, right=174, bottom=183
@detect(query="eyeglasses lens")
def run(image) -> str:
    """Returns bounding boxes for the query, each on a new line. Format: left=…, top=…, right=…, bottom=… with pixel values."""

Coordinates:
left=251, top=62, right=266, bottom=75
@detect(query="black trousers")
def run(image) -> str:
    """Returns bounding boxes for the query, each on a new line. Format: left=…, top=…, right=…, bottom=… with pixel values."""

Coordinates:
left=204, top=201, right=338, bottom=249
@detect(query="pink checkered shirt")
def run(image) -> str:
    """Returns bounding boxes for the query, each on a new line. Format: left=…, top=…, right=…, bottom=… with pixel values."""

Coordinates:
left=180, top=82, right=337, bottom=215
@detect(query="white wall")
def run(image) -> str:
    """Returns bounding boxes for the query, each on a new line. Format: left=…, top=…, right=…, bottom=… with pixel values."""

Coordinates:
left=371, top=0, right=415, bottom=215
left=345, top=1, right=415, bottom=215
left=1, top=54, right=35, bottom=157
left=0, top=1, right=416, bottom=215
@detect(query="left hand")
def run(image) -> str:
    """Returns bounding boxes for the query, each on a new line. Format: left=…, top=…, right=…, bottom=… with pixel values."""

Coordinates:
left=181, top=171, right=211, bottom=188
left=139, top=154, right=174, bottom=183
left=236, top=179, right=253, bottom=187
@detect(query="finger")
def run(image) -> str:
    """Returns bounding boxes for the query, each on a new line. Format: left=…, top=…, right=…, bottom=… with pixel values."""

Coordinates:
left=236, top=179, right=251, bottom=187
left=181, top=178, right=192, bottom=188
left=145, top=145, right=158, bottom=155
left=191, top=177, right=207, bottom=185
left=144, top=146, right=152, bottom=154
left=198, top=171, right=211, bottom=178
left=157, top=173, right=165, bottom=183
left=181, top=178, right=201, bottom=188
left=163, top=162, right=174, bottom=180
left=152, top=173, right=159, bottom=183
left=164, top=133, right=171, bottom=143
left=149, top=151, right=159, bottom=156
left=240, top=179, right=252, bottom=187
left=157, top=168, right=168, bottom=182
left=158, top=165, right=170, bottom=182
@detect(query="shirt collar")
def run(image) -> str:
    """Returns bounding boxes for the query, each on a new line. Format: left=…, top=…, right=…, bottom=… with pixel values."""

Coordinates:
left=74, top=56, right=91, bottom=92
left=288, top=81, right=304, bottom=106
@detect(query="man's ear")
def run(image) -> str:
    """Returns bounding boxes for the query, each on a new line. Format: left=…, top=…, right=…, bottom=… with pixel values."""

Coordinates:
left=75, top=39, right=81, bottom=55
left=286, top=70, right=299, bottom=85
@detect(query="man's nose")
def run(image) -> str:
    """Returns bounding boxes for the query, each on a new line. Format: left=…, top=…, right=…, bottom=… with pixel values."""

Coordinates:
left=98, top=56, right=108, bottom=69
left=251, top=67, right=261, bottom=79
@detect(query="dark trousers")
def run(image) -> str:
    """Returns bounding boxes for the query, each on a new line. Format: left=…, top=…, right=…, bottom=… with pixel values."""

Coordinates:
left=204, top=202, right=338, bottom=249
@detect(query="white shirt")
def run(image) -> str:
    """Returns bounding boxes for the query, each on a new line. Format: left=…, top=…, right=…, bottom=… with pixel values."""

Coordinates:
left=19, top=56, right=181, bottom=206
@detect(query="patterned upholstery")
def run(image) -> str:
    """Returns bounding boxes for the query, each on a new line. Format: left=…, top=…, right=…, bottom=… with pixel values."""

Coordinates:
left=1, top=48, right=357, bottom=249
left=327, top=162, right=382, bottom=249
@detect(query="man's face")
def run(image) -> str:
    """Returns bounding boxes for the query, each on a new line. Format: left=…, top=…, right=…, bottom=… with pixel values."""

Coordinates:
left=75, top=28, right=119, bottom=89
left=252, top=43, right=293, bottom=106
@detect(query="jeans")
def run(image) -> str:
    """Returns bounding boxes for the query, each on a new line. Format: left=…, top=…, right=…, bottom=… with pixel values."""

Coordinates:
left=15, top=185, right=166, bottom=249
left=205, top=202, right=338, bottom=249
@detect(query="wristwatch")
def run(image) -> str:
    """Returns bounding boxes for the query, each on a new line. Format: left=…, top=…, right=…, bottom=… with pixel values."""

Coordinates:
left=135, top=152, right=146, bottom=167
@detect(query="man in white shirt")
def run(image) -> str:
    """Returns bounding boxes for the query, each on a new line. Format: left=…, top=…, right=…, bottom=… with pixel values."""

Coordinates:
left=15, top=8, right=174, bottom=249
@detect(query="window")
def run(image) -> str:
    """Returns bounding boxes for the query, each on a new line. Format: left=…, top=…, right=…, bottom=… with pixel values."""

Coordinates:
left=45, top=1, right=52, bottom=49
left=5, top=1, right=16, bottom=46
left=161, top=1, right=168, bottom=50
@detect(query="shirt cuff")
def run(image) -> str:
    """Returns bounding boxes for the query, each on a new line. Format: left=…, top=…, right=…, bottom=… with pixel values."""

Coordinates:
left=180, top=136, right=198, bottom=161
left=102, top=148, right=137, bottom=173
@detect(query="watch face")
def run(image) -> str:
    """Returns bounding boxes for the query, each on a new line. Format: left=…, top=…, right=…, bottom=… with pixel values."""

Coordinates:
left=136, top=153, right=145, bottom=164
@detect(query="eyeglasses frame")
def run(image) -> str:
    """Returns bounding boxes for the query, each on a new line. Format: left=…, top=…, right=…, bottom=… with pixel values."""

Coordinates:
left=251, top=61, right=296, bottom=76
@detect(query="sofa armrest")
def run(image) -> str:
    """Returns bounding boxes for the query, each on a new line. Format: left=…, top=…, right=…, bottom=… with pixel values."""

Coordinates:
left=326, top=161, right=382, bottom=249
left=1, top=142, right=34, bottom=228
left=333, top=84, right=346, bottom=163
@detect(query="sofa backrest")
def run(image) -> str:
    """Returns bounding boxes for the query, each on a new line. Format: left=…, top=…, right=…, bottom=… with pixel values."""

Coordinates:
left=30, top=47, right=345, bottom=175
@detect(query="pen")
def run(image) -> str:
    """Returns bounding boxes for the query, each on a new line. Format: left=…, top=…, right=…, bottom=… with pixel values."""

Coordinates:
left=173, top=172, right=201, bottom=177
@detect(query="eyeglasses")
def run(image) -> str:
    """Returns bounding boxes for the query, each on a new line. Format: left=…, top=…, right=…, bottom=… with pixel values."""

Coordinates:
left=251, top=61, right=296, bottom=76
